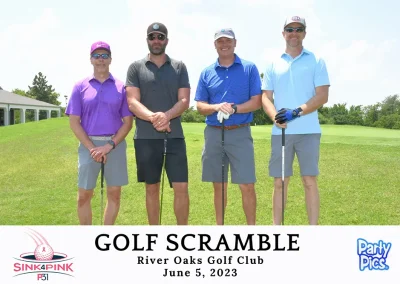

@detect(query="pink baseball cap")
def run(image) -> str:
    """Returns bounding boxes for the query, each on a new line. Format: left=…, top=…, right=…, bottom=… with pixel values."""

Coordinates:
left=90, top=41, right=111, bottom=54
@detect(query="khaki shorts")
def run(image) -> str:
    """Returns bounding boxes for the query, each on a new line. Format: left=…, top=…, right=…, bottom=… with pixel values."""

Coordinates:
left=269, top=134, right=321, bottom=177
left=78, top=137, right=128, bottom=190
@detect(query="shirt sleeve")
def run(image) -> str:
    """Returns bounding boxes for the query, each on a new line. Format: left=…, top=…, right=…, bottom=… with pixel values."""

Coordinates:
left=120, top=86, right=134, bottom=117
left=65, top=82, right=82, bottom=116
left=249, top=64, right=262, bottom=97
left=194, top=71, right=209, bottom=102
left=261, top=62, right=274, bottom=91
left=179, top=62, right=191, bottom=89
left=125, top=63, right=140, bottom=88
left=314, top=57, right=330, bottom=87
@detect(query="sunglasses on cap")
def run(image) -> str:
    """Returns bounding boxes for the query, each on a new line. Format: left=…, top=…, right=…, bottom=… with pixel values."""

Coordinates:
left=284, top=27, right=305, bottom=33
left=147, top=34, right=166, bottom=41
left=91, top=53, right=110, bottom=59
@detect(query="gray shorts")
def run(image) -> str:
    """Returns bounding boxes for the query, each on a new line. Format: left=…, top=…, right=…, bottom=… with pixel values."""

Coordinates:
left=269, top=134, right=321, bottom=177
left=202, top=125, right=256, bottom=184
left=78, top=137, right=128, bottom=190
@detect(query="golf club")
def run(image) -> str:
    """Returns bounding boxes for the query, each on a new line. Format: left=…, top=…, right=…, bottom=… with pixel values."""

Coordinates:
left=101, top=157, right=104, bottom=226
left=221, top=118, right=225, bottom=225
left=281, top=128, right=285, bottom=225
left=159, top=132, right=168, bottom=225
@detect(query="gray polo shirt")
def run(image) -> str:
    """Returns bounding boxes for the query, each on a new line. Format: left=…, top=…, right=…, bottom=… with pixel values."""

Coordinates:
left=126, top=55, right=190, bottom=139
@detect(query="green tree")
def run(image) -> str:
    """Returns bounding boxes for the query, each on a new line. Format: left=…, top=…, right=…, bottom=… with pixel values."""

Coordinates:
left=380, top=94, right=400, bottom=116
left=181, top=106, right=206, bottom=123
left=330, top=103, right=349, bottom=125
left=27, top=72, right=61, bottom=119
left=363, top=104, right=380, bottom=127
left=347, top=105, right=364, bottom=126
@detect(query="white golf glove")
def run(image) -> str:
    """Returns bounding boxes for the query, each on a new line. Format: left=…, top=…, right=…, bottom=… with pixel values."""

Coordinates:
left=217, top=111, right=230, bottom=123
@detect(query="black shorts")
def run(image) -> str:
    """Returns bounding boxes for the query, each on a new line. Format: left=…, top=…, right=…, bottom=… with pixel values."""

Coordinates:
left=134, top=138, right=188, bottom=187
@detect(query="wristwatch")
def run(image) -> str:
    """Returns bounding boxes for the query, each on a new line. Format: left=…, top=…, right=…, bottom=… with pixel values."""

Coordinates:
left=232, top=104, right=238, bottom=114
left=107, top=140, right=116, bottom=149
left=295, top=107, right=303, bottom=117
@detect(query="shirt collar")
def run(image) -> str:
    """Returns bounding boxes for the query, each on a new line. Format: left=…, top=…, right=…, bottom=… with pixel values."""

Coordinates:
left=281, top=47, right=310, bottom=59
left=89, top=73, right=115, bottom=82
left=214, top=53, right=242, bottom=69
left=144, top=54, right=171, bottom=63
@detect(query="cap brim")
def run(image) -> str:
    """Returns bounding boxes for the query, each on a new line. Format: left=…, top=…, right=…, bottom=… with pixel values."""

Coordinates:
left=91, top=48, right=111, bottom=54
left=284, top=21, right=306, bottom=28
left=214, top=35, right=235, bottom=41
left=147, top=31, right=167, bottom=36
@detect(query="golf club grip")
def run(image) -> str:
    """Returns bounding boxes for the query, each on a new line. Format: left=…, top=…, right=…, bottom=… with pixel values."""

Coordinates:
left=101, top=160, right=104, bottom=188
left=160, top=133, right=168, bottom=225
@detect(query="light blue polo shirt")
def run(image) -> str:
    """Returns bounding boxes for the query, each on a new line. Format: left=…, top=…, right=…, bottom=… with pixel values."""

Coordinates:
left=195, top=54, right=262, bottom=126
left=262, top=48, right=330, bottom=135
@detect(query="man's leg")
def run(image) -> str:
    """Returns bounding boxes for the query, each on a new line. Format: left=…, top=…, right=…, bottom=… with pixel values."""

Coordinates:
left=165, top=139, right=190, bottom=225
left=213, top=182, right=228, bottom=225
left=102, top=139, right=128, bottom=225
left=201, top=126, right=229, bottom=225
left=269, top=134, right=295, bottom=225
left=296, top=134, right=321, bottom=225
left=239, top=183, right=256, bottom=225
left=146, top=183, right=160, bottom=225
left=104, top=186, right=122, bottom=225
left=225, top=126, right=257, bottom=225
left=302, top=176, right=319, bottom=225
left=77, top=188, right=94, bottom=225
left=272, top=177, right=290, bottom=225
left=77, top=141, right=100, bottom=226
left=172, top=182, right=189, bottom=225
left=134, top=139, right=164, bottom=225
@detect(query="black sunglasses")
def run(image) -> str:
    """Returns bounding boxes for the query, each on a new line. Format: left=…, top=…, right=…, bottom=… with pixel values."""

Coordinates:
left=147, top=34, right=166, bottom=41
left=91, top=53, right=110, bottom=59
left=285, top=27, right=305, bottom=33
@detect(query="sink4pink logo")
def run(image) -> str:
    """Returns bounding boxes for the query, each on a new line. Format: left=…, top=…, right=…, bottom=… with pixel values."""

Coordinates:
left=13, top=229, right=74, bottom=280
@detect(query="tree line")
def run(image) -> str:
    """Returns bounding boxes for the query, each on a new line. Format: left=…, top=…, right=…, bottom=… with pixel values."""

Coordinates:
left=8, top=72, right=399, bottom=130
left=181, top=73, right=400, bottom=130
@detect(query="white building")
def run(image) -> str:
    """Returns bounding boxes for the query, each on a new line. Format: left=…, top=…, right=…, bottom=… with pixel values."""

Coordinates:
left=0, top=89, right=61, bottom=126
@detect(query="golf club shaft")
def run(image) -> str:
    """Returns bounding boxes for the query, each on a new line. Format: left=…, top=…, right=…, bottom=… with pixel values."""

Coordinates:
left=281, top=128, right=285, bottom=225
left=101, top=157, right=104, bottom=226
left=222, top=119, right=225, bottom=225
left=159, top=133, right=168, bottom=225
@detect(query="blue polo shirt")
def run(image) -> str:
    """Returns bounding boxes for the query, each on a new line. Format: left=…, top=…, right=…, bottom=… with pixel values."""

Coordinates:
left=262, top=48, right=330, bottom=135
left=195, top=54, right=262, bottom=126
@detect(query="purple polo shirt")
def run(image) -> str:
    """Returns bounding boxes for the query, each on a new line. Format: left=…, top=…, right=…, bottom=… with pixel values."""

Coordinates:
left=65, top=74, right=133, bottom=136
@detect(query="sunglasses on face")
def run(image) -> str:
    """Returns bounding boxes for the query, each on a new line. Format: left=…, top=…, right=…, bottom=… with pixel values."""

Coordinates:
left=285, top=27, right=305, bottom=33
left=147, top=34, right=166, bottom=41
left=91, top=53, right=110, bottom=59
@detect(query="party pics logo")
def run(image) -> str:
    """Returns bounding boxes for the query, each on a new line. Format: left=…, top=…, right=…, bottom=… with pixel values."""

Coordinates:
left=357, top=238, right=391, bottom=271
left=13, top=229, right=74, bottom=280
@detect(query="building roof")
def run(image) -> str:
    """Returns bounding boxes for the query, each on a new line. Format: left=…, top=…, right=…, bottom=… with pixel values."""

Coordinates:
left=0, top=89, right=60, bottom=108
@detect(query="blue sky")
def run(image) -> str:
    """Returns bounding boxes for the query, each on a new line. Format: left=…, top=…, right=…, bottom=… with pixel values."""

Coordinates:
left=1, top=0, right=399, bottom=107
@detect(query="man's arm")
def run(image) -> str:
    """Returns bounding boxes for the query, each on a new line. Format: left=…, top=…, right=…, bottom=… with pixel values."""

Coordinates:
left=196, top=101, right=219, bottom=116
left=233, top=94, right=261, bottom=114
left=126, top=86, right=154, bottom=122
left=298, top=85, right=329, bottom=115
left=165, top=87, right=190, bottom=119
left=112, top=115, right=133, bottom=146
left=69, top=115, right=96, bottom=150
left=262, top=90, right=287, bottom=128
left=261, top=90, right=277, bottom=121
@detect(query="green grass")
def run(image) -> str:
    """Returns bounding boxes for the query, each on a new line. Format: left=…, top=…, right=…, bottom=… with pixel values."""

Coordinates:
left=1, top=118, right=399, bottom=225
